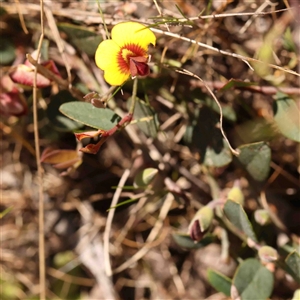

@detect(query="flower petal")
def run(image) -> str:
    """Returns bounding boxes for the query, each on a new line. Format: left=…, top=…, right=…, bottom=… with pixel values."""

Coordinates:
left=95, top=39, right=130, bottom=86
left=112, top=22, right=156, bottom=51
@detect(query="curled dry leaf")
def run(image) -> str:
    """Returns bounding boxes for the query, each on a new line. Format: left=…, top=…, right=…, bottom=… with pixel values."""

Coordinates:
left=41, top=147, right=82, bottom=171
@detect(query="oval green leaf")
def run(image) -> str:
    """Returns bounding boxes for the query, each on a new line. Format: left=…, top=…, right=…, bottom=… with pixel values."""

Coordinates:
left=273, top=92, right=300, bottom=142
left=237, top=141, right=271, bottom=181
left=224, top=200, right=257, bottom=243
left=232, top=258, right=274, bottom=300
left=59, top=102, right=121, bottom=131
left=207, top=268, right=231, bottom=296
left=47, top=90, right=83, bottom=132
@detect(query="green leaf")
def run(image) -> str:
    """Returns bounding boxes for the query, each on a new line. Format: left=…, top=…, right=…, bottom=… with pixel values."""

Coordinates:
left=58, top=23, right=102, bottom=56
left=232, top=258, right=274, bottom=300
left=224, top=200, right=258, bottom=243
left=273, top=92, right=300, bottom=142
left=0, top=38, right=16, bottom=65
left=285, top=251, right=300, bottom=283
left=283, top=27, right=297, bottom=52
left=47, top=91, right=83, bottom=132
left=127, top=98, right=159, bottom=138
left=203, top=140, right=232, bottom=167
left=220, top=79, right=258, bottom=91
left=207, top=269, right=231, bottom=296
left=172, top=232, right=214, bottom=249
left=237, top=141, right=271, bottom=181
left=59, top=102, right=121, bottom=131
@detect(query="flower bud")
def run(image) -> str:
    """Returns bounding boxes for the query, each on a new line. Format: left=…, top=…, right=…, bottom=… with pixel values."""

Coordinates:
left=254, top=209, right=271, bottom=226
left=188, top=206, right=214, bottom=242
left=227, top=181, right=244, bottom=206
left=258, top=245, right=278, bottom=263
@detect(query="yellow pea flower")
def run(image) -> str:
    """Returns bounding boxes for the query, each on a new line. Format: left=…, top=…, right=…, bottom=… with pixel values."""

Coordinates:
left=95, top=22, right=156, bottom=86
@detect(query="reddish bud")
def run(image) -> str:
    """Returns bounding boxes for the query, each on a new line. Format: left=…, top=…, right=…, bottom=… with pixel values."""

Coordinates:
left=129, top=56, right=149, bottom=77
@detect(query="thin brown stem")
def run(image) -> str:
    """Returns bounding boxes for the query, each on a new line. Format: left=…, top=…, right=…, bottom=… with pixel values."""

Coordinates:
left=34, top=1, right=46, bottom=299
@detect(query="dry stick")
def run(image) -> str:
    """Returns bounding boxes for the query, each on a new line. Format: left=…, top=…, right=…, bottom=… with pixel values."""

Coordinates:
left=14, top=0, right=29, bottom=34
left=150, top=27, right=300, bottom=78
left=177, top=68, right=240, bottom=156
left=103, top=169, right=131, bottom=277
left=34, top=1, right=46, bottom=299
left=113, top=193, right=174, bottom=275
left=44, top=5, right=72, bottom=86
left=189, top=80, right=300, bottom=95
left=175, top=6, right=292, bottom=22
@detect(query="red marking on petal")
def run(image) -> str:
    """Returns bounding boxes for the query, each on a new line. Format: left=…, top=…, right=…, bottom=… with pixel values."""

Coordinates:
left=117, top=43, right=148, bottom=75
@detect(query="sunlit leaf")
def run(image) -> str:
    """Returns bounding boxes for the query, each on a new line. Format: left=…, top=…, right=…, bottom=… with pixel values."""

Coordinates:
left=59, top=102, right=121, bottom=130
left=273, top=92, right=300, bottom=142
left=224, top=200, right=258, bottom=243
left=231, top=258, right=274, bottom=300
left=207, top=269, right=231, bottom=296
left=237, top=141, right=271, bottom=181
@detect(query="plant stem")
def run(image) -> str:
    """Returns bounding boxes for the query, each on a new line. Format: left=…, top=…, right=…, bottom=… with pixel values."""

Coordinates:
left=129, top=77, right=138, bottom=115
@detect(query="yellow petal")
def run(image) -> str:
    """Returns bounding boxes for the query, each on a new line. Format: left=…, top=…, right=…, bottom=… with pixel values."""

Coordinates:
left=103, top=69, right=130, bottom=86
left=95, top=39, right=130, bottom=86
left=112, top=22, right=156, bottom=51
left=95, top=39, right=119, bottom=70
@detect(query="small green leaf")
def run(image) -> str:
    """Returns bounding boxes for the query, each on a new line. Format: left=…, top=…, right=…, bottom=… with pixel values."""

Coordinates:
left=0, top=39, right=16, bottom=65
left=283, top=27, right=296, bottom=52
left=134, top=168, right=158, bottom=187
left=220, top=79, right=258, bottom=91
left=127, top=98, right=159, bottom=138
left=172, top=232, right=214, bottom=249
left=273, top=92, right=300, bottom=142
left=285, top=251, right=300, bottom=283
left=58, top=23, right=102, bottom=56
left=203, top=140, right=232, bottom=167
left=59, top=102, right=121, bottom=131
left=224, top=200, right=257, bottom=243
left=207, top=269, right=231, bottom=296
left=47, top=90, right=83, bottom=132
left=0, top=206, right=13, bottom=219
left=237, top=141, right=271, bottom=181
left=232, top=258, right=274, bottom=300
